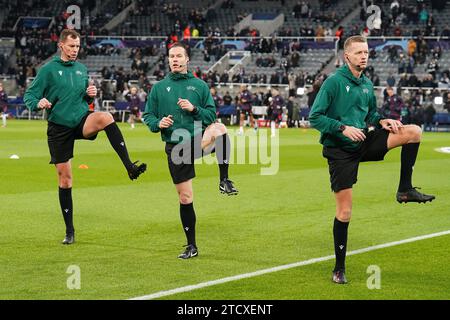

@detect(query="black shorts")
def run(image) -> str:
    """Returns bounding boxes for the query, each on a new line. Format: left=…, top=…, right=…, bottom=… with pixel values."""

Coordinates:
left=322, top=128, right=390, bottom=192
left=165, top=136, right=215, bottom=185
left=269, top=112, right=282, bottom=122
left=47, top=112, right=97, bottom=164
left=239, top=108, right=253, bottom=116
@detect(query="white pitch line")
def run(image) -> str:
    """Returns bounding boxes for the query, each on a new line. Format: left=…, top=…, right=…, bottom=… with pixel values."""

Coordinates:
left=129, top=230, right=450, bottom=300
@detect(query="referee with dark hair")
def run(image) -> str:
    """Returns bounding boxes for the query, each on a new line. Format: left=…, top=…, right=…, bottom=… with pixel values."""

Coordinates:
left=309, top=35, right=435, bottom=284
left=24, top=29, right=146, bottom=245
left=143, top=42, right=238, bottom=259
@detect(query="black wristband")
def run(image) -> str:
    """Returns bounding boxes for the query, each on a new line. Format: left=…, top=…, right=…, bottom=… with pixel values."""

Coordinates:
left=191, top=105, right=199, bottom=115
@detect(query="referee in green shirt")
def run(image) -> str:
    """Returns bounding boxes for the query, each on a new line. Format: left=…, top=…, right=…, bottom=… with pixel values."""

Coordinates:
left=143, top=42, right=238, bottom=259
left=309, top=35, right=435, bottom=284
left=24, top=29, right=146, bottom=245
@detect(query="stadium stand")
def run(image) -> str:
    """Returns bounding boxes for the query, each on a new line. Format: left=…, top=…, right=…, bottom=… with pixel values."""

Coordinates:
left=0, top=0, right=449, bottom=130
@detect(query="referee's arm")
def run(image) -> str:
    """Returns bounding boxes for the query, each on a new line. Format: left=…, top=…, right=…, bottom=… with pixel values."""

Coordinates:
left=365, top=93, right=384, bottom=127
left=191, top=85, right=216, bottom=126
left=309, top=85, right=343, bottom=134
left=142, top=88, right=161, bottom=133
left=24, top=70, right=48, bottom=111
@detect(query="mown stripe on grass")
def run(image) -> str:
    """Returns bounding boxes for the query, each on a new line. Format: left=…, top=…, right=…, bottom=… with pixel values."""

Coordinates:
left=129, top=230, right=450, bottom=300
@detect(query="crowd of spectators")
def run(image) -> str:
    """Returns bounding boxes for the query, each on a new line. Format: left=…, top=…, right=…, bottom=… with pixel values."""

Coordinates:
left=380, top=85, right=450, bottom=127
left=355, top=0, right=449, bottom=37
left=1, top=0, right=450, bottom=127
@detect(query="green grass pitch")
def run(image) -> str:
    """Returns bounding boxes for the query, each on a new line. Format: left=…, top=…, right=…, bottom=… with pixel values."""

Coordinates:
left=0, top=119, right=449, bottom=300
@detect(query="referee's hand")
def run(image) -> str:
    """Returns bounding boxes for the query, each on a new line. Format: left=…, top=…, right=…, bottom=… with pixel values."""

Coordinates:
left=159, top=115, right=174, bottom=129
left=86, top=83, right=97, bottom=98
left=38, top=98, right=52, bottom=109
left=380, top=119, right=403, bottom=134
left=177, top=98, right=194, bottom=112
left=342, top=125, right=366, bottom=142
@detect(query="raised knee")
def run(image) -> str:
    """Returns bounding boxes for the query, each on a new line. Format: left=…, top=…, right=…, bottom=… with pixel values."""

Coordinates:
left=216, top=123, right=227, bottom=134
left=408, top=125, right=422, bottom=142
left=102, top=112, right=114, bottom=125
left=209, top=123, right=227, bottom=136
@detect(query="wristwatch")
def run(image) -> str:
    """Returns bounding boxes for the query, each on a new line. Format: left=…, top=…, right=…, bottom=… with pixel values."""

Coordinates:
left=191, top=105, right=199, bottom=115
left=338, top=124, right=346, bottom=132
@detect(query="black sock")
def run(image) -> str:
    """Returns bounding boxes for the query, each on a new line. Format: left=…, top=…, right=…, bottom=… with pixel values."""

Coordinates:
left=398, top=142, right=420, bottom=192
left=215, top=133, right=230, bottom=181
left=180, top=203, right=196, bottom=247
left=59, top=187, right=74, bottom=235
left=104, top=122, right=133, bottom=170
left=333, top=217, right=349, bottom=272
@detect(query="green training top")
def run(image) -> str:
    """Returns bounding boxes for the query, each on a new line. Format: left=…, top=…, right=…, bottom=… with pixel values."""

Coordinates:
left=309, top=64, right=383, bottom=150
left=143, top=71, right=216, bottom=144
left=24, top=56, right=92, bottom=128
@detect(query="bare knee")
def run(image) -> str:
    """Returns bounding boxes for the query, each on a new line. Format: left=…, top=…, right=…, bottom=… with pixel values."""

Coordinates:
left=336, top=210, right=351, bottom=222
left=57, top=170, right=72, bottom=188
left=407, top=125, right=422, bottom=143
left=178, top=190, right=193, bottom=204
left=208, top=123, right=227, bottom=137
left=214, top=123, right=227, bottom=135
left=100, top=112, right=114, bottom=127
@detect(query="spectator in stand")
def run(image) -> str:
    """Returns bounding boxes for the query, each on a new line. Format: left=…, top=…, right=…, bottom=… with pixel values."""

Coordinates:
left=431, top=45, right=442, bottom=60
left=388, top=45, right=398, bottom=63
left=316, top=25, right=325, bottom=42
left=443, top=92, right=450, bottom=112
left=398, top=53, right=407, bottom=74
left=382, top=87, right=404, bottom=121
left=223, top=91, right=233, bottom=107
left=387, top=73, right=396, bottom=87
left=300, top=1, right=310, bottom=18
left=293, top=1, right=302, bottom=18
left=426, top=58, right=439, bottom=80
left=424, top=104, right=436, bottom=131
left=407, top=39, right=417, bottom=57
left=124, top=86, right=143, bottom=129
left=398, top=74, right=409, bottom=88
left=441, top=24, right=450, bottom=37
left=419, top=6, right=429, bottom=25
left=335, top=26, right=344, bottom=49
left=238, top=84, right=256, bottom=134
left=361, top=27, right=370, bottom=38
left=210, top=87, right=223, bottom=117
left=0, top=83, right=8, bottom=127
left=307, top=79, right=321, bottom=109
left=267, top=89, right=285, bottom=137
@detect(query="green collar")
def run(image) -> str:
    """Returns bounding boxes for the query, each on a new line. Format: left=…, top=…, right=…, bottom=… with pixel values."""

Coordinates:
left=53, top=56, right=75, bottom=66
left=339, top=64, right=366, bottom=85
left=168, top=71, right=195, bottom=81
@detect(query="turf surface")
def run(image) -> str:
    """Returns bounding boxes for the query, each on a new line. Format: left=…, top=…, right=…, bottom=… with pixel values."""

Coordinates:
left=0, top=119, right=448, bottom=300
